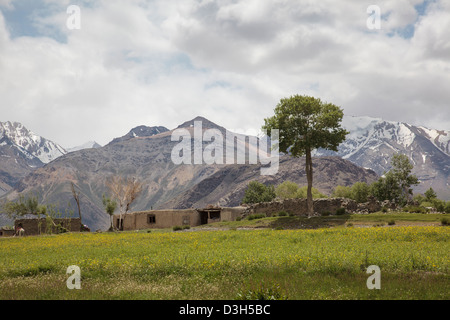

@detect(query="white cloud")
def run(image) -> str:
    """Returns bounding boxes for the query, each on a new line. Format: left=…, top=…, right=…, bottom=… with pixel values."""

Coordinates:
left=0, top=0, right=449, bottom=149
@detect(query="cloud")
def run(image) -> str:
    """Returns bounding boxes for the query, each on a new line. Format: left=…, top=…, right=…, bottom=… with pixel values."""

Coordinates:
left=0, top=0, right=448, bottom=149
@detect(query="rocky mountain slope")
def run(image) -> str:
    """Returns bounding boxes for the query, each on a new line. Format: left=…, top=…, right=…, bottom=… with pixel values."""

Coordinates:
left=107, top=125, right=169, bottom=145
left=1, top=115, right=448, bottom=231
left=162, top=155, right=378, bottom=209
left=0, top=121, right=66, bottom=196
left=313, top=116, right=450, bottom=200
left=1, top=116, right=377, bottom=230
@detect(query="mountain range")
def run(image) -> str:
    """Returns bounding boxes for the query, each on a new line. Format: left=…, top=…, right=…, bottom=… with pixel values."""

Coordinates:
left=0, top=121, right=105, bottom=196
left=313, top=116, right=449, bottom=199
left=0, top=115, right=448, bottom=230
left=0, top=121, right=66, bottom=195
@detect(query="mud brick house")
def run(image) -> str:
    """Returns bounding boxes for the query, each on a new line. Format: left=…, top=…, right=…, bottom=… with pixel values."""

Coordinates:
left=0, top=228, right=15, bottom=237
left=14, top=218, right=82, bottom=236
left=113, top=207, right=246, bottom=231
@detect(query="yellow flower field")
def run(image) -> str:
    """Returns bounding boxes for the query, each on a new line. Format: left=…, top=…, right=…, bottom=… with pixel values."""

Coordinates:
left=0, top=226, right=448, bottom=299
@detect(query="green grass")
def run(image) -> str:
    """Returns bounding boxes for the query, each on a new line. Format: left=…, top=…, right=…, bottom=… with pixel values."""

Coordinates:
left=200, top=212, right=445, bottom=230
left=0, top=223, right=448, bottom=300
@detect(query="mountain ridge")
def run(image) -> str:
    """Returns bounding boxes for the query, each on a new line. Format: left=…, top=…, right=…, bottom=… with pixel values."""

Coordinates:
left=107, top=125, right=169, bottom=145
left=314, top=115, right=449, bottom=199
left=1, top=115, right=448, bottom=230
left=0, top=116, right=379, bottom=230
left=0, top=121, right=66, bottom=196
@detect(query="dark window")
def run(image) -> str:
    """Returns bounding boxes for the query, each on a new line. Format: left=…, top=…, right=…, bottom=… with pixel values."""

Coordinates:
left=147, top=214, right=156, bottom=224
left=209, top=211, right=221, bottom=220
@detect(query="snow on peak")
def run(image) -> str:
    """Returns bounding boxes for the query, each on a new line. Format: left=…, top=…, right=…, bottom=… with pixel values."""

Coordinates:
left=0, top=121, right=66, bottom=164
left=417, top=125, right=450, bottom=155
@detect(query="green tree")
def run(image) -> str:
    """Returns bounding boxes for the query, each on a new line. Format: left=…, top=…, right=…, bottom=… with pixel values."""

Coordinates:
left=1, top=194, right=46, bottom=219
left=413, top=193, right=426, bottom=205
left=332, top=185, right=353, bottom=199
left=102, top=194, right=118, bottom=231
left=275, top=181, right=300, bottom=199
left=275, top=181, right=327, bottom=200
left=351, top=182, right=370, bottom=203
left=424, top=187, right=437, bottom=202
left=390, top=153, right=419, bottom=205
left=432, top=198, right=445, bottom=212
left=296, top=186, right=327, bottom=199
left=242, top=181, right=276, bottom=204
left=370, top=153, right=419, bottom=205
left=263, top=95, right=348, bottom=216
left=445, top=201, right=450, bottom=214
left=1, top=194, right=50, bottom=234
left=370, top=171, right=400, bottom=202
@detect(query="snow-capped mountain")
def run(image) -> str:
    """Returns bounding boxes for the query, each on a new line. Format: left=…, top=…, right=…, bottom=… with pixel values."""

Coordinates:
left=314, top=115, right=450, bottom=199
left=0, top=121, right=66, bottom=195
left=66, top=141, right=102, bottom=153
left=0, top=121, right=66, bottom=164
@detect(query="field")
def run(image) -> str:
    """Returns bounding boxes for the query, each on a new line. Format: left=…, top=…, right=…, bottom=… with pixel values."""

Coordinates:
left=0, top=214, right=449, bottom=300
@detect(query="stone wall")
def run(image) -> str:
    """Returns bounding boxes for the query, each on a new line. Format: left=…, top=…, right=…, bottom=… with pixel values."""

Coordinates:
left=246, top=197, right=388, bottom=216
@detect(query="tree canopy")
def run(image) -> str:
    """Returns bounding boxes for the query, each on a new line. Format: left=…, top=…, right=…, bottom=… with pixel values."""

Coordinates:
left=263, top=95, right=348, bottom=215
left=241, top=181, right=276, bottom=204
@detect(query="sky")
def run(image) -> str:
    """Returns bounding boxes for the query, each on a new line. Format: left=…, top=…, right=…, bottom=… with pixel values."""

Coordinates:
left=0, top=0, right=449, bottom=148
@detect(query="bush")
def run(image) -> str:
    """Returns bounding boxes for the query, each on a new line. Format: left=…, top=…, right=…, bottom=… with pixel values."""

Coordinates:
left=432, top=199, right=446, bottom=212
left=275, top=181, right=300, bottom=200
left=57, top=226, right=69, bottom=234
left=419, top=202, right=433, bottom=208
left=445, top=202, right=450, bottom=214
left=247, top=214, right=266, bottom=220
left=277, top=211, right=288, bottom=217
left=276, top=181, right=327, bottom=200
left=172, top=226, right=182, bottom=231
left=321, top=211, right=331, bottom=216
left=182, top=225, right=190, bottom=230
left=387, top=219, right=396, bottom=225
left=381, top=207, right=388, bottom=213
left=424, top=187, right=437, bottom=202
left=332, top=185, right=352, bottom=199
left=296, top=186, right=327, bottom=199
left=351, top=182, right=370, bottom=203
left=441, top=217, right=449, bottom=226
left=336, top=207, right=346, bottom=215
left=403, top=205, right=428, bottom=214
left=242, top=181, right=276, bottom=204
left=413, top=193, right=426, bottom=205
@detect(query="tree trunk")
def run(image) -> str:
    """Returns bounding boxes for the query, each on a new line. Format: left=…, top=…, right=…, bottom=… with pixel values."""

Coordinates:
left=71, top=183, right=83, bottom=228
left=305, top=149, right=314, bottom=217
left=109, top=215, right=114, bottom=231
